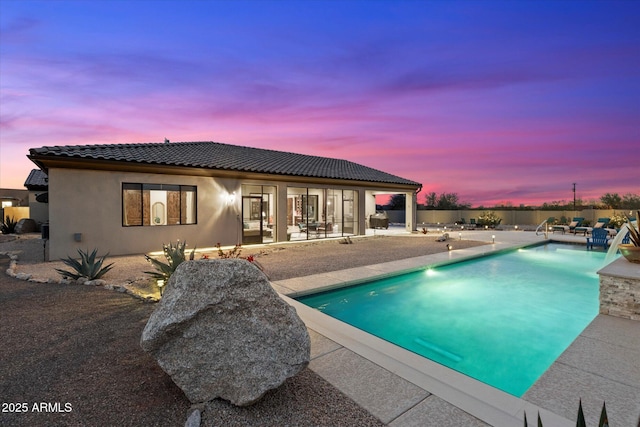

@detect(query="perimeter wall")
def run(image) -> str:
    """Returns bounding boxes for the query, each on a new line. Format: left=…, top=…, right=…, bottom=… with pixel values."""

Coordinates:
left=382, top=209, right=630, bottom=227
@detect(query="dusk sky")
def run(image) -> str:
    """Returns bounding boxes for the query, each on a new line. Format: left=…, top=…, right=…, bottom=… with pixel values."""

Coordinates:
left=1, top=0, right=638, bottom=206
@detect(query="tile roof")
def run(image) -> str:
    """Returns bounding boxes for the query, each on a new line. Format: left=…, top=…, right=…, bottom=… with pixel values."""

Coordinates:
left=29, top=141, right=421, bottom=187
left=23, top=169, right=48, bottom=189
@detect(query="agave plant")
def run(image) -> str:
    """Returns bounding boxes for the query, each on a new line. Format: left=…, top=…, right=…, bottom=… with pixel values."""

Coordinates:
left=144, top=240, right=195, bottom=282
left=624, top=210, right=640, bottom=247
left=1, top=215, right=18, bottom=234
left=55, top=248, right=114, bottom=280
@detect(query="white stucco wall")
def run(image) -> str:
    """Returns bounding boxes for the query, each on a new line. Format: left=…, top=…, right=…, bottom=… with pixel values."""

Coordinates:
left=28, top=192, right=49, bottom=226
left=46, top=168, right=242, bottom=260
left=45, top=167, right=420, bottom=260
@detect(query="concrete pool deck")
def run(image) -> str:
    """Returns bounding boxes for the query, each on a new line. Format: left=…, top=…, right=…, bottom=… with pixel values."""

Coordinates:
left=272, top=230, right=640, bottom=427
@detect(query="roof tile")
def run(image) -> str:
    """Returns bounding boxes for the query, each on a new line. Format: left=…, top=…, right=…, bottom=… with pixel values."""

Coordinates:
left=29, top=141, right=420, bottom=187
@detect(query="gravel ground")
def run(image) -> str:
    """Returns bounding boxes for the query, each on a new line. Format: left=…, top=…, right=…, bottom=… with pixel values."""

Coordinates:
left=1, top=233, right=487, bottom=426
left=5, top=233, right=486, bottom=297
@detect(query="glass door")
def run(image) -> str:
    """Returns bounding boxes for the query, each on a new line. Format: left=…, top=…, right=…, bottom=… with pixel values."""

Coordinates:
left=242, top=196, right=264, bottom=244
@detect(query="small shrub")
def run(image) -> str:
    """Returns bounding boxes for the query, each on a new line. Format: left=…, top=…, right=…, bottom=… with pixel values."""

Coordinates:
left=1, top=216, right=18, bottom=234
left=216, top=242, right=242, bottom=258
left=215, top=242, right=266, bottom=275
left=477, top=211, right=502, bottom=228
left=144, top=240, right=195, bottom=282
left=609, top=211, right=627, bottom=229
left=56, top=248, right=114, bottom=280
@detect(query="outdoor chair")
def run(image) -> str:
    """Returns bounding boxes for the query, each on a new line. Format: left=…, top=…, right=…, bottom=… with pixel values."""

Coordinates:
left=575, top=218, right=610, bottom=236
left=552, top=217, right=584, bottom=234
left=316, top=222, right=333, bottom=236
left=586, top=228, right=609, bottom=250
left=621, top=231, right=630, bottom=244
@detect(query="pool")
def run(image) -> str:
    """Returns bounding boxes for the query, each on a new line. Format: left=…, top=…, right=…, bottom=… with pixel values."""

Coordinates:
left=297, top=243, right=611, bottom=397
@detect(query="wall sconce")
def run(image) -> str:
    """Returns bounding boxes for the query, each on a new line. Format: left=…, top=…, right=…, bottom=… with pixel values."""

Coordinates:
left=492, top=234, right=495, bottom=243
left=226, top=191, right=236, bottom=206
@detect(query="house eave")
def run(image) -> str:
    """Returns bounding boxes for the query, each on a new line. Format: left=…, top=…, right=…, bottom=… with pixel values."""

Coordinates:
left=28, top=156, right=421, bottom=191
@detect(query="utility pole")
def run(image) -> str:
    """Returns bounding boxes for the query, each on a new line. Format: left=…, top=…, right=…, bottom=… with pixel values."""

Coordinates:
left=572, top=183, right=576, bottom=211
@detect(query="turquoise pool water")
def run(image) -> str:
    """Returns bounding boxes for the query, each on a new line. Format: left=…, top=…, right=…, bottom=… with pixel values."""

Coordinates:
left=298, top=243, right=612, bottom=397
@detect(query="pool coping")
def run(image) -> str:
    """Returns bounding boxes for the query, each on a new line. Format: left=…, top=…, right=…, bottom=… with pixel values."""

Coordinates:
left=272, top=232, right=585, bottom=426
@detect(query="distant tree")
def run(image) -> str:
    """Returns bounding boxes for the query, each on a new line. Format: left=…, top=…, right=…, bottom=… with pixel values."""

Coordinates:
left=436, top=193, right=460, bottom=209
left=621, top=193, right=640, bottom=209
left=600, top=193, right=622, bottom=209
left=387, top=194, right=406, bottom=210
left=424, top=192, right=437, bottom=208
left=423, top=192, right=470, bottom=209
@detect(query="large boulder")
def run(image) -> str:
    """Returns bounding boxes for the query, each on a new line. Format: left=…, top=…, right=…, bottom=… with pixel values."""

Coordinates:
left=140, top=259, right=310, bottom=406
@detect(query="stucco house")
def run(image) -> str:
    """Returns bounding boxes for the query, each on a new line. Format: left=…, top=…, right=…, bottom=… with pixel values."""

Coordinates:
left=28, top=141, right=422, bottom=260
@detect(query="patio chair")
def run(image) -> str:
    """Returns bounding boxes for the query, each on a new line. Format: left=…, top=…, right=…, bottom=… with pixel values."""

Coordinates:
left=575, top=218, right=610, bottom=236
left=586, top=228, right=609, bottom=250
left=552, top=217, right=584, bottom=234
left=619, top=229, right=631, bottom=244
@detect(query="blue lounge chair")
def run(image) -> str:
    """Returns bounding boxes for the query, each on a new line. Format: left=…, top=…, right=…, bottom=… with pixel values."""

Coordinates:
left=621, top=233, right=630, bottom=244
left=553, top=217, right=584, bottom=234
left=586, top=228, right=609, bottom=250
left=575, top=218, right=610, bottom=236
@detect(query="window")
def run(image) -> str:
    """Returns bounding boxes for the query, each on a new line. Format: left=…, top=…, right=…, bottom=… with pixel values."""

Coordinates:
left=122, top=183, right=196, bottom=226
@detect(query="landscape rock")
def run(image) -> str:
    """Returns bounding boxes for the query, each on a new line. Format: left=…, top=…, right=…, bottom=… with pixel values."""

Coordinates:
left=140, top=259, right=310, bottom=406
left=15, top=219, right=38, bottom=234
left=184, top=409, right=201, bottom=427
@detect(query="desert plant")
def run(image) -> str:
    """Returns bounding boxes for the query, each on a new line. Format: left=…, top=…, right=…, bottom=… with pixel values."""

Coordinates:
left=624, top=210, right=640, bottom=246
left=215, top=242, right=266, bottom=275
left=56, top=248, right=114, bottom=280
left=144, top=240, right=195, bottom=282
left=477, top=211, right=502, bottom=228
left=524, top=400, right=609, bottom=427
left=216, top=242, right=242, bottom=258
left=1, top=215, right=18, bottom=234
left=609, top=211, right=627, bottom=229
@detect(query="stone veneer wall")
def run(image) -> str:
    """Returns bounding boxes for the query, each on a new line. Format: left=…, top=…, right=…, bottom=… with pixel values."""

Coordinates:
left=599, top=274, right=640, bottom=320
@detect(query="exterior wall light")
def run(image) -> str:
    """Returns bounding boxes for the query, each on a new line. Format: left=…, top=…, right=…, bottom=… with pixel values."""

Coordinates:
left=227, top=191, right=236, bottom=206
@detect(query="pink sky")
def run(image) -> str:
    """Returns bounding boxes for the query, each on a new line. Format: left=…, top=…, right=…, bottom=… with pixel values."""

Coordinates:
left=1, top=0, right=638, bottom=206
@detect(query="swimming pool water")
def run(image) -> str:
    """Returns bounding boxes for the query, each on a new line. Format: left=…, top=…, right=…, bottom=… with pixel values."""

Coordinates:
left=297, top=243, right=612, bottom=397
